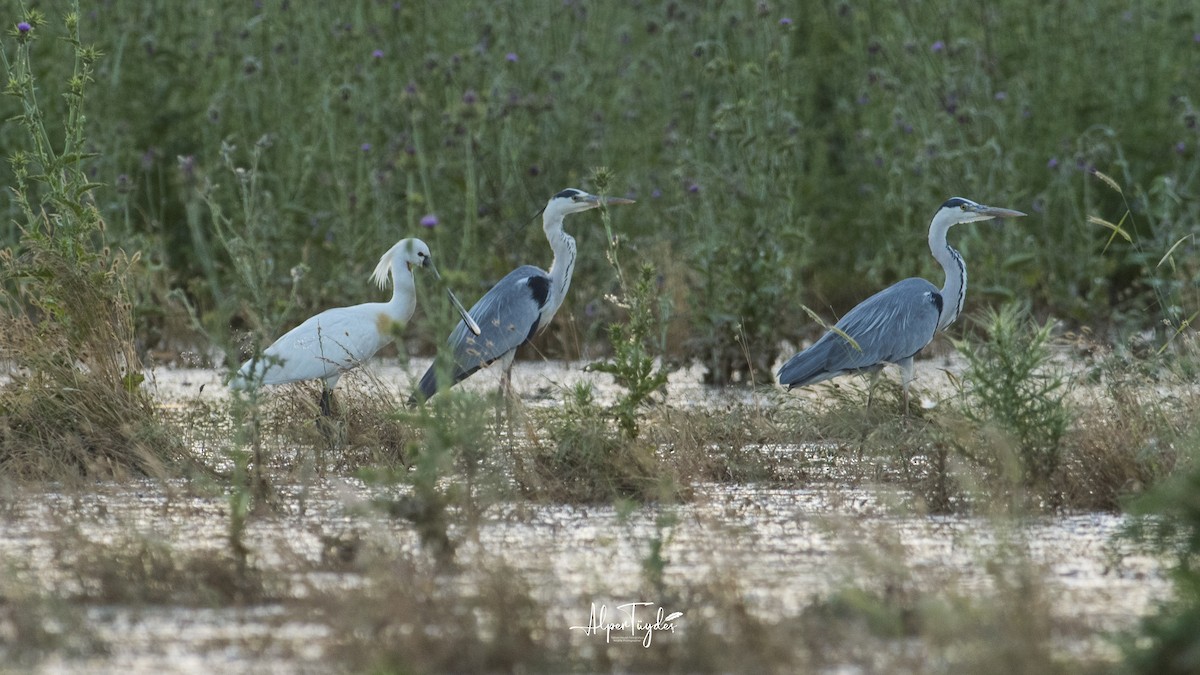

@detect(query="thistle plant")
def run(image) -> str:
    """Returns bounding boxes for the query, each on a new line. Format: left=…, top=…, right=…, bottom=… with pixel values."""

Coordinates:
left=0, top=2, right=181, bottom=479
left=955, top=303, right=1070, bottom=489
left=587, top=168, right=672, bottom=440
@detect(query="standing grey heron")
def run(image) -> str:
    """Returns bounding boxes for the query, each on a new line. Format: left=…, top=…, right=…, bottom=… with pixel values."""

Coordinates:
left=414, top=188, right=634, bottom=402
left=230, top=238, right=478, bottom=415
left=777, top=197, right=1026, bottom=410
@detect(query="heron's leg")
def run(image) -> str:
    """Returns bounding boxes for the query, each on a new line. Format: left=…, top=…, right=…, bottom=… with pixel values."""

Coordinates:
left=319, top=387, right=334, bottom=417
left=495, top=350, right=518, bottom=430
left=898, top=357, right=915, bottom=415
left=865, top=368, right=882, bottom=411
left=500, top=365, right=512, bottom=401
left=495, top=350, right=516, bottom=399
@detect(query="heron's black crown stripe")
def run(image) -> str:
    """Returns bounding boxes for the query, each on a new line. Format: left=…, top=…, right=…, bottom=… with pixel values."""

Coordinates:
left=553, top=188, right=583, bottom=199
left=940, top=197, right=973, bottom=209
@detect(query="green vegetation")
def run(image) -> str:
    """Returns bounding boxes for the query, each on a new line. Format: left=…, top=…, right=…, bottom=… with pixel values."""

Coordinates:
left=1125, top=433, right=1200, bottom=675
left=0, top=4, right=182, bottom=480
left=2, top=2, right=1200, bottom=673
left=956, top=302, right=1070, bottom=490
left=1, top=0, right=1195, bottom=372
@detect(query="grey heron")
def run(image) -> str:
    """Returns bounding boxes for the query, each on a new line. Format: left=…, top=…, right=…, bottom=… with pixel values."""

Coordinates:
left=230, top=238, right=478, bottom=415
left=414, top=188, right=634, bottom=402
left=777, top=197, right=1026, bottom=410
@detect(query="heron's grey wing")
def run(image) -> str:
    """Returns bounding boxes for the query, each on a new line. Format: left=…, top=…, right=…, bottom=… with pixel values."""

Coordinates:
left=416, top=265, right=548, bottom=398
left=777, top=278, right=941, bottom=388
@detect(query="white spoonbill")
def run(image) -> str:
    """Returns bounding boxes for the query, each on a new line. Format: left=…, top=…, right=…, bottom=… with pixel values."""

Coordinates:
left=231, top=237, right=479, bottom=414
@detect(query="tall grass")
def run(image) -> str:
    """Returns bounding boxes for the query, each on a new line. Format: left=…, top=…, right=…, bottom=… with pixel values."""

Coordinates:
left=0, top=0, right=1192, bottom=377
left=0, top=4, right=182, bottom=479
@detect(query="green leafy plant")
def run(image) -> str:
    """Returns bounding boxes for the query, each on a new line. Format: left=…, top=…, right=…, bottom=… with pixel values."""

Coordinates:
left=587, top=169, right=673, bottom=440
left=954, top=303, right=1070, bottom=490
left=0, top=3, right=182, bottom=479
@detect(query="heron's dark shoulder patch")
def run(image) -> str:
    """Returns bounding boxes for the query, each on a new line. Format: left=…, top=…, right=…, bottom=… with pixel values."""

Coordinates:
left=525, top=274, right=550, bottom=308
left=929, top=290, right=944, bottom=315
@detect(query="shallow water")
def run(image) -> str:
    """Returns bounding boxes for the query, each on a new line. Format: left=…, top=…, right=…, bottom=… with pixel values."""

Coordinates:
left=1, top=477, right=1167, bottom=672
left=0, top=362, right=1175, bottom=672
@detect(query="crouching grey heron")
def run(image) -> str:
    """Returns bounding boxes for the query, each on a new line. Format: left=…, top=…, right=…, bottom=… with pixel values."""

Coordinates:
left=414, top=188, right=634, bottom=402
left=777, top=197, right=1026, bottom=411
left=230, top=238, right=478, bottom=415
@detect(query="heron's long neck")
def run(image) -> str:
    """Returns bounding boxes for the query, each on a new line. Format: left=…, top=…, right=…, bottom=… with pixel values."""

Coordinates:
left=544, top=215, right=577, bottom=317
left=388, top=261, right=418, bottom=323
left=929, top=218, right=966, bottom=332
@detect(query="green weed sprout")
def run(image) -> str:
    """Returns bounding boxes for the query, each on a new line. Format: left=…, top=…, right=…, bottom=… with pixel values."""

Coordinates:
left=587, top=168, right=673, bottom=440
left=955, top=303, right=1069, bottom=490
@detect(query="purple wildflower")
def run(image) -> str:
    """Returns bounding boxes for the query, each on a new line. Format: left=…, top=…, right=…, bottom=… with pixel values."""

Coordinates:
left=360, top=143, right=372, bottom=152
left=505, top=52, right=518, bottom=62
left=177, top=155, right=196, bottom=181
left=420, top=214, right=438, bottom=228
left=1176, top=141, right=1186, bottom=154
left=994, top=91, right=1008, bottom=101
left=931, top=40, right=945, bottom=53
left=779, top=17, right=793, bottom=26
left=462, top=89, right=478, bottom=104
left=1047, top=157, right=1059, bottom=169
left=687, top=182, right=700, bottom=194
left=17, top=21, right=30, bottom=33
left=651, top=188, right=662, bottom=199
left=372, top=49, right=384, bottom=59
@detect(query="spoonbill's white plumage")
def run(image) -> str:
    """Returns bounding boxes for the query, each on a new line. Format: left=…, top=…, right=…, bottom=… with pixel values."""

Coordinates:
left=231, top=237, right=477, bottom=414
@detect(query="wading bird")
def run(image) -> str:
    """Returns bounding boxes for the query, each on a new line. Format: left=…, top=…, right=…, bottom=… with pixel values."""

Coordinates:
left=231, top=238, right=479, bottom=415
left=414, top=188, right=634, bottom=402
left=777, top=197, right=1026, bottom=411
